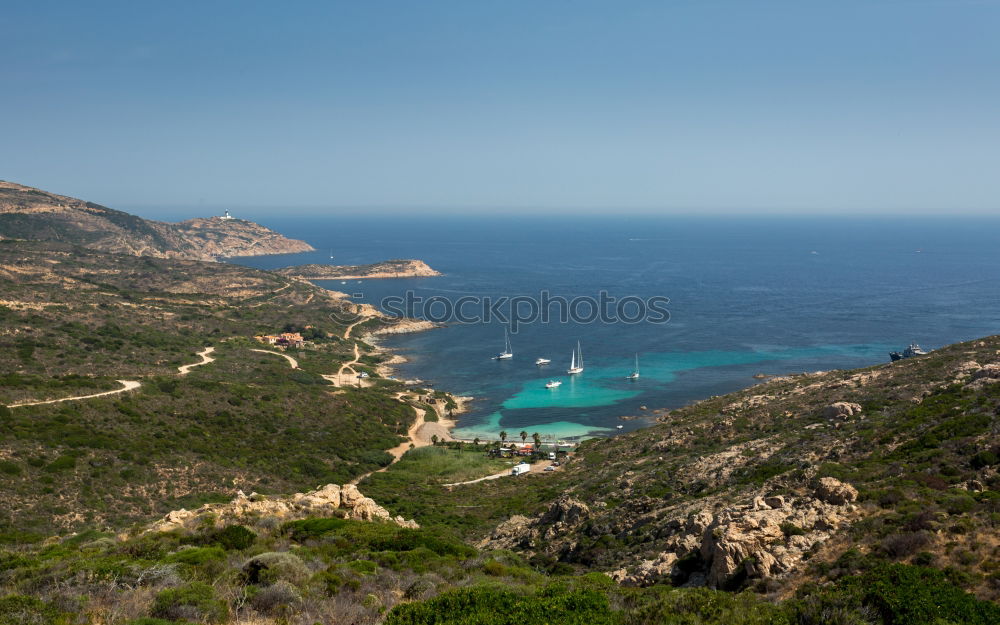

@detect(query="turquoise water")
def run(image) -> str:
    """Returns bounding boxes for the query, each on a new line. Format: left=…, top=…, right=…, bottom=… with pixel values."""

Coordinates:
left=452, top=343, right=891, bottom=439
left=232, top=215, right=1000, bottom=440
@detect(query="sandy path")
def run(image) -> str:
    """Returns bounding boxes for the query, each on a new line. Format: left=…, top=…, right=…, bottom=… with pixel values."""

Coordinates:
left=9, top=380, right=142, bottom=408
left=442, top=460, right=554, bottom=487
left=251, top=349, right=299, bottom=369
left=248, top=283, right=291, bottom=307
left=178, top=347, right=215, bottom=375
left=349, top=392, right=431, bottom=485
left=343, top=316, right=369, bottom=339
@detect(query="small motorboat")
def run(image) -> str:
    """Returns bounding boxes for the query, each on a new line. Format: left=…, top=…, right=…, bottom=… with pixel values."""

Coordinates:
left=536, top=357, right=551, bottom=365
left=545, top=380, right=562, bottom=389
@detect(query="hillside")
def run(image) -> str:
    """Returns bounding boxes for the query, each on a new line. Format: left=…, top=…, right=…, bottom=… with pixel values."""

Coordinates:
left=1, top=241, right=999, bottom=624
left=0, top=240, right=421, bottom=532
left=0, top=181, right=314, bottom=260
left=357, top=335, right=1000, bottom=602
left=276, top=259, right=441, bottom=280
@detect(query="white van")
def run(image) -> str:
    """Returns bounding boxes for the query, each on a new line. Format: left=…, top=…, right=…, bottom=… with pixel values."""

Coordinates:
left=511, top=463, right=531, bottom=476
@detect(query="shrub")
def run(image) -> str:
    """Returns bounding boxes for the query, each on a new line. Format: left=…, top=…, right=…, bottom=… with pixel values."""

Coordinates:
left=211, top=524, right=256, bottom=550
left=881, top=532, right=931, bottom=559
left=243, top=552, right=309, bottom=585
left=165, top=546, right=226, bottom=566
left=0, top=461, right=21, bottom=476
left=0, top=595, right=62, bottom=625
left=943, top=493, right=976, bottom=515
left=42, top=454, right=76, bottom=473
left=970, top=450, right=998, bottom=470
left=384, top=585, right=616, bottom=625
left=780, top=522, right=807, bottom=537
left=833, top=563, right=1000, bottom=625
left=152, top=582, right=228, bottom=623
left=347, top=560, right=378, bottom=575
left=250, top=581, right=301, bottom=615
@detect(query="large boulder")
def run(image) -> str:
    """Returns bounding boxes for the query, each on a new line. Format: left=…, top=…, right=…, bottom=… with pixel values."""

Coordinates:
left=814, top=477, right=858, bottom=505
left=822, top=402, right=863, bottom=420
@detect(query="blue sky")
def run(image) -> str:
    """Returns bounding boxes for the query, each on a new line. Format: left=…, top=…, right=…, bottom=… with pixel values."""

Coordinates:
left=2, top=0, right=999, bottom=214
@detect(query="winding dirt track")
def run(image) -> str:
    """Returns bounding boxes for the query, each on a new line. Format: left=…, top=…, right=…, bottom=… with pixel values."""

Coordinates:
left=348, top=392, right=430, bottom=485
left=178, top=347, right=215, bottom=375
left=9, top=380, right=142, bottom=408
left=250, top=349, right=299, bottom=369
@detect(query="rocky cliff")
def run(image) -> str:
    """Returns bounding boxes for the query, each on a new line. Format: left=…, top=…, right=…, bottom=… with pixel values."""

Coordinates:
left=0, top=180, right=313, bottom=260
left=275, top=259, right=441, bottom=280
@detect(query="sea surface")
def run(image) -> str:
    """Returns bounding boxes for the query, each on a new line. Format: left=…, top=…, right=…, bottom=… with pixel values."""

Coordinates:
left=232, top=215, right=1000, bottom=441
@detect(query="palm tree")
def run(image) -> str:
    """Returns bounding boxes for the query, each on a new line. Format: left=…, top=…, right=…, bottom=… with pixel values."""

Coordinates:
left=499, top=430, right=508, bottom=445
left=520, top=431, right=528, bottom=444
left=473, top=437, right=481, bottom=448
left=532, top=432, right=542, bottom=449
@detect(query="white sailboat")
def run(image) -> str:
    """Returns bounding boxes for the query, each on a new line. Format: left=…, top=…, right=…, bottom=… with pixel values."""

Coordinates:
left=567, top=341, right=584, bottom=374
left=494, top=328, right=513, bottom=360
left=626, top=353, right=640, bottom=380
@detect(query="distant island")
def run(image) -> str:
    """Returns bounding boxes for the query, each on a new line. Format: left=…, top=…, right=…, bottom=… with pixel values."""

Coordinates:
left=276, top=259, right=441, bottom=280
left=0, top=180, right=314, bottom=261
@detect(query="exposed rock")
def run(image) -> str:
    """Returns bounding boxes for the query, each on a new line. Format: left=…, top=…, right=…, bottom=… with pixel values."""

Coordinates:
left=144, top=483, right=416, bottom=535
left=764, top=495, right=787, bottom=509
left=822, top=402, right=863, bottom=420
left=615, top=491, right=859, bottom=588
left=814, top=477, right=858, bottom=505
left=971, top=364, right=1000, bottom=381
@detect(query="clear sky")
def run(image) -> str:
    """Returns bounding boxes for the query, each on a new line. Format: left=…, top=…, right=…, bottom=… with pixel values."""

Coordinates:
left=2, top=0, right=999, bottom=215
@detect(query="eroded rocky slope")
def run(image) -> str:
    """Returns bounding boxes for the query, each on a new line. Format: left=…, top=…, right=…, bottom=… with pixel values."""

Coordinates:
left=0, top=181, right=313, bottom=260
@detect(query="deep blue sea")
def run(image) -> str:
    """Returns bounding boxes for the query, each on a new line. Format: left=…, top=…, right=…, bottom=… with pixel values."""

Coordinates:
left=232, top=215, right=1000, bottom=441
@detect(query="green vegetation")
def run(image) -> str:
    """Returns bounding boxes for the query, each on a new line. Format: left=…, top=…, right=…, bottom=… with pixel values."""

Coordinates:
left=2, top=240, right=999, bottom=623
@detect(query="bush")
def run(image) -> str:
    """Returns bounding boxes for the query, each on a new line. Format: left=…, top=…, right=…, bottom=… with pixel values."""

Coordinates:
left=211, top=524, right=256, bottom=550
left=970, top=450, right=998, bottom=470
left=833, top=563, right=1000, bottom=625
left=165, top=546, right=226, bottom=566
left=152, top=582, right=228, bottom=623
left=0, top=461, right=21, bottom=476
left=250, top=581, right=301, bottom=615
left=42, top=454, right=76, bottom=473
left=385, top=584, right=617, bottom=625
left=780, top=522, right=806, bottom=537
left=881, top=532, right=931, bottom=559
left=0, top=595, right=62, bottom=625
left=243, top=552, right=309, bottom=585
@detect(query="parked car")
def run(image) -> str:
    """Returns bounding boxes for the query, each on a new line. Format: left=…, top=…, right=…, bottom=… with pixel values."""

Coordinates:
left=544, top=465, right=555, bottom=472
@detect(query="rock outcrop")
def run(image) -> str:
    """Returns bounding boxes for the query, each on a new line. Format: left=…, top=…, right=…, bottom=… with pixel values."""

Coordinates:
left=813, top=477, right=859, bottom=505
left=482, top=496, right=591, bottom=551
left=144, top=484, right=417, bottom=534
left=822, top=402, right=863, bottom=420
left=610, top=479, right=861, bottom=588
